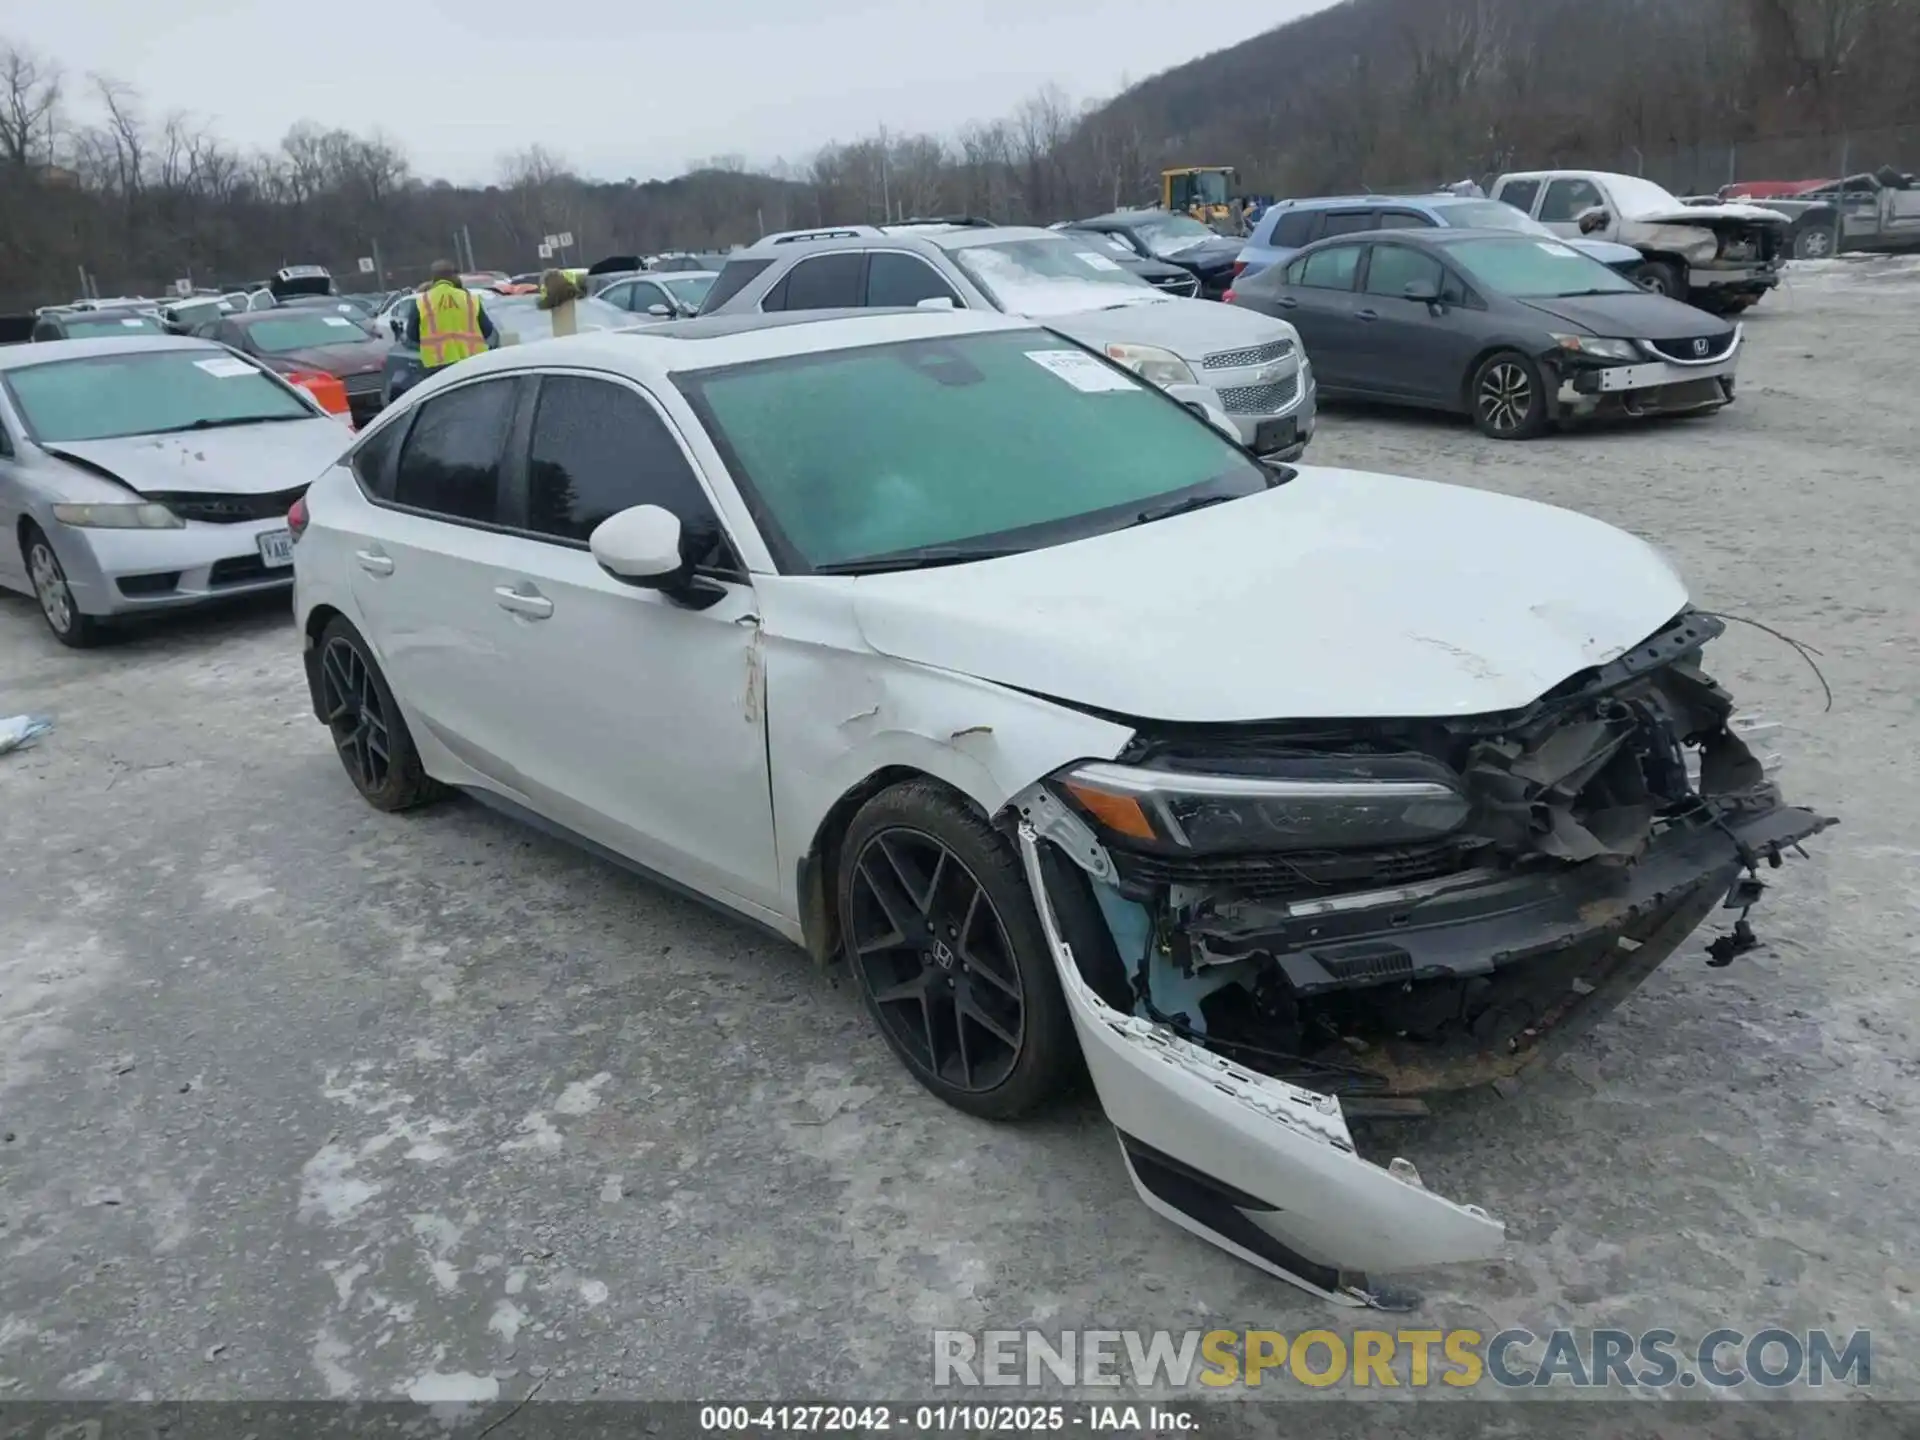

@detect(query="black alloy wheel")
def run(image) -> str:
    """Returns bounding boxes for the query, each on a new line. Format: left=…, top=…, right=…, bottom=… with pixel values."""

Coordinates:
left=321, top=633, right=391, bottom=793
left=1471, top=351, right=1549, bottom=439
left=850, top=829, right=1027, bottom=1094
left=837, top=780, right=1075, bottom=1120
left=316, top=617, right=441, bottom=810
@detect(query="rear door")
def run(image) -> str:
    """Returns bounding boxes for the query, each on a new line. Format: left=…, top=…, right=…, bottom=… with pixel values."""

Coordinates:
left=1275, top=243, right=1368, bottom=386
left=345, top=373, right=535, bottom=789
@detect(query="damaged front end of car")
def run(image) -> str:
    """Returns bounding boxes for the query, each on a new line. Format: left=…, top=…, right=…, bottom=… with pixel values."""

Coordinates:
left=1002, top=607, right=1833, bottom=1306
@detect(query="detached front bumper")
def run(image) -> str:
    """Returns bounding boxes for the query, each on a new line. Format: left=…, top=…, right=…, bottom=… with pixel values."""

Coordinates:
left=1556, top=352, right=1737, bottom=420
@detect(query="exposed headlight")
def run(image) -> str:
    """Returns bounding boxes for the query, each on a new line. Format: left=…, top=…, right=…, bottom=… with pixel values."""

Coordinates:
left=51, top=502, right=183, bottom=529
left=1055, top=756, right=1471, bottom=855
left=1102, top=342, right=1197, bottom=388
left=1551, top=334, right=1641, bottom=362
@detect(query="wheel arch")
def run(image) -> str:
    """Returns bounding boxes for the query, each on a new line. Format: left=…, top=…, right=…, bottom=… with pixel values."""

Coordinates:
left=1457, top=342, right=1543, bottom=413
left=301, top=602, right=348, bottom=722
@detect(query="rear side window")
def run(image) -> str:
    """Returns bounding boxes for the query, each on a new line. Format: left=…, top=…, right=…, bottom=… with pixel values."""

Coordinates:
left=392, top=378, right=516, bottom=524
left=1497, top=179, right=1542, bottom=215
left=1270, top=210, right=1318, bottom=248
left=697, top=257, right=773, bottom=314
left=776, top=253, right=865, bottom=310
left=522, top=375, right=718, bottom=544
left=1319, top=211, right=1377, bottom=238
left=865, top=252, right=961, bottom=308
left=350, top=416, right=407, bottom=498
left=1299, top=245, right=1363, bottom=290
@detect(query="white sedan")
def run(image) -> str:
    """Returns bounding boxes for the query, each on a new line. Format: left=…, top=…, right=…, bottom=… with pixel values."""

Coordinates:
left=289, top=308, right=1828, bottom=1306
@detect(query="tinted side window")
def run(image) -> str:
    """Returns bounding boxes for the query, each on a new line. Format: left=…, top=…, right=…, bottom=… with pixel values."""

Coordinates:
left=1319, top=211, right=1377, bottom=238
left=392, top=379, right=516, bottom=524
left=699, top=257, right=773, bottom=314
left=1375, top=210, right=1436, bottom=230
left=627, top=281, right=671, bottom=313
left=1497, top=179, right=1542, bottom=215
left=523, top=376, right=718, bottom=546
left=1299, top=245, right=1363, bottom=290
left=1364, top=245, right=1446, bottom=298
left=1271, top=211, right=1318, bottom=247
left=1539, top=178, right=1605, bottom=223
left=350, top=415, right=407, bottom=498
left=866, top=252, right=961, bottom=308
left=779, top=252, right=865, bottom=310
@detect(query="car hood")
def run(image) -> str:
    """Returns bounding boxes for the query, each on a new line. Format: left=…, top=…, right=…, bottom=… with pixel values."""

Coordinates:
left=1622, top=200, right=1790, bottom=228
left=849, top=466, right=1688, bottom=723
left=262, top=339, right=390, bottom=376
left=1048, top=297, right=1292, bottom=360
left=42, top=417, right=350, bottom=497
left=1564, top=237, right=1644, bottom=267
left=1161, top=235, right=1244, bottom=272
left=1516, top=291, right=1736, bottom=341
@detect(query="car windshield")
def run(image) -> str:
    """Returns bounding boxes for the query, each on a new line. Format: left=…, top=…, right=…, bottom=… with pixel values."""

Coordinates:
left=244, top=314, right=372, bottom=352
left=1444, top=237, right=1640, bottom=297
left=951, top=238, right=1163, bottom=317
left=61, top=313, right=165, bottom=337
left=4, top=350, right=314, bottom=442
left=1436, top=200, right=1544, bottom=233
left=675, top=329, right=1268, bottom=572
left=660, top=275, right=714, bottom=307
left=1603, top=175, right=1683, bottom=217
left=1128, top=213, right=1217, bottom=257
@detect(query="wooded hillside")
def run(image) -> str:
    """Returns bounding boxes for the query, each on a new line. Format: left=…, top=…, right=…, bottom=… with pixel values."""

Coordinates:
left=3, top=0, right=1915, bottom=307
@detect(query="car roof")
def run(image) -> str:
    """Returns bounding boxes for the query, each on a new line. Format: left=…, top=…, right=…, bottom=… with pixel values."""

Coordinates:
left=0, top=334, right=224, bottom=371
left=435, top=309, right=1034, bottom=382
left=1075, top=209, right=1191, bottom=226
left=1272, top=194, right=1453, bottom=211
left=1291, top=226, right=1554, bottom=253
left=738, top=224, right=1060, bottom=259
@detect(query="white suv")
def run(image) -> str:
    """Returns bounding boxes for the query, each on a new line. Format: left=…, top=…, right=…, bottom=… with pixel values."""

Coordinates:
left=290, top=309, right=1827, bottom=1307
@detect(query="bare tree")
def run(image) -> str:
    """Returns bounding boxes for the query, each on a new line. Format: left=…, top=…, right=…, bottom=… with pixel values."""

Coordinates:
left=0, top=41, right=60, bottom=168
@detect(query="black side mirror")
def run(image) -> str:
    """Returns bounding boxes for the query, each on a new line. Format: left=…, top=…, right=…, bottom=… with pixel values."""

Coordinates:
left=1578, top=209, right=1611, bottom=234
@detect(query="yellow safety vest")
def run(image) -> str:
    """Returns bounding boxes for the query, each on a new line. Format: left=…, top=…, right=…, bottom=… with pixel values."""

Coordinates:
left=416, top=283, right=485, bottom=368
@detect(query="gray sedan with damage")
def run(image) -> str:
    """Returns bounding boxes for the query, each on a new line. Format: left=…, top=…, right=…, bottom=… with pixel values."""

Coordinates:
left=0, top=336, right=357, bottom=646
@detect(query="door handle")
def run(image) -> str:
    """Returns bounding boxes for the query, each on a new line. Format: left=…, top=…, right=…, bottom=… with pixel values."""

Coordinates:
left=1356, top=308, right=1379, bottom=322
left=354, top=550, right=394, bottom=576
left=1276, top=296, right=1299, bottom=309
left=494, top=585, right=553, bottom=620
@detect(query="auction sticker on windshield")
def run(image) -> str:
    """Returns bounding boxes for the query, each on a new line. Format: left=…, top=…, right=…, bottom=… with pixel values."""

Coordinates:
left=1026, top=350, right=1136, bottom=392
left=1075, top=251, right=1124, bottom=271
left=322, top=316, right=355, bottom=327
left=121, top=318, right=146, bottom=327
left=194, top=357, right=256, bottom=378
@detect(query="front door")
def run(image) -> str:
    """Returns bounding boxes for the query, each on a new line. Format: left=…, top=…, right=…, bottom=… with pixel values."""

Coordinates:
left=481, top=370, right=780, bottom=916
left=1355, top=243, right=1479, bottom=404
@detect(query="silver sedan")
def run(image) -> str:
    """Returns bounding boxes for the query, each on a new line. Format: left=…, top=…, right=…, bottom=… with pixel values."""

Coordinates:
left=0, top=336, right=358, bottom=646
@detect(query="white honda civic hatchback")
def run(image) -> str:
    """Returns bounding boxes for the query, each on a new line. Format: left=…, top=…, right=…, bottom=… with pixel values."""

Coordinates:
left=290, top=309, right=1828, bottom=1307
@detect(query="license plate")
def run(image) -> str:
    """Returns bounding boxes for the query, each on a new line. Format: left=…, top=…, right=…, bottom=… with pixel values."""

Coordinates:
left=257, top=529, right=294, bottom=567
left=1253, top=417, right=1298, bottom=454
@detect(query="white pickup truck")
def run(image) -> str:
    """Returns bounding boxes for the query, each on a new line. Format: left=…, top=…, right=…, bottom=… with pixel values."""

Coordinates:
left=1491, top=170, right=1790, bottom=313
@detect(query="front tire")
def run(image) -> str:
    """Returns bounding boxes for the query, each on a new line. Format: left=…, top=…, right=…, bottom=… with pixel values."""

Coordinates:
left=316, top=616, right=443, bottom=811
left=837, top=779, right=1075, bottom=1120
left=1792, top=222, right=1836, bottom=261
left=1470, top=351, right=1550, bottom=440
left=1636, top=259, right=1684, bottom=298
left=22, top=524, right=104, bottom=648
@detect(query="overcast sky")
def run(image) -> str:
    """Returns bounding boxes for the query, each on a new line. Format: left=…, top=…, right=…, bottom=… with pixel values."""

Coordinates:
left=8, top=0, right=1333, bottom=184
